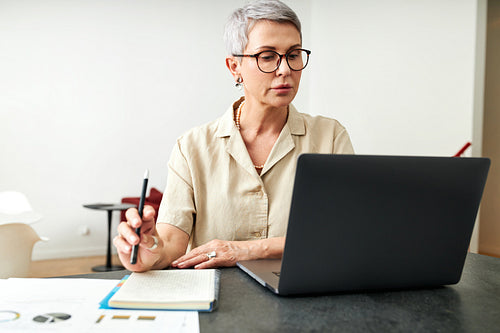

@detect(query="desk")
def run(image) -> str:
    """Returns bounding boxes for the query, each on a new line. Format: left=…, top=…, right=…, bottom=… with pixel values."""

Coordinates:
left=83, top=203, right=135, bottom=272
left=66, top=253, right=500, bottom=332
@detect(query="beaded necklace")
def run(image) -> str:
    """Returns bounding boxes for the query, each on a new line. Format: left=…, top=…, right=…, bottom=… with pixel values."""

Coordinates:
left=234, top=100, right=265, bottom=170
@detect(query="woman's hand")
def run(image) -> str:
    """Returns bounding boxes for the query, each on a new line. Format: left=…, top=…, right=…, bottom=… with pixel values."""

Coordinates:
left=113, top=205, right=163, bottom=272
left=171, top=239, right=242, bottom=269
left=171, top=237, right=285, bottom=269
left=114, top=206, right=190, bottom=272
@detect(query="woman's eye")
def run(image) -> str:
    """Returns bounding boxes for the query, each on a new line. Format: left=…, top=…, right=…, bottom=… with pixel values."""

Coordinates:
left=259, top=52, right=277, bottom=61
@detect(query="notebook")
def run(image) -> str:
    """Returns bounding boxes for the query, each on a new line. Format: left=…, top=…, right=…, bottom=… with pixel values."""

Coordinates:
left=107, top=269, right=220, bottom=311
left=237, top=154, right=490, bottom=295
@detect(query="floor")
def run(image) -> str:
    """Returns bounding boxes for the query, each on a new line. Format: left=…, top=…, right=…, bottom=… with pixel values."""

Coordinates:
left=29, top=255, right=123, bottom=278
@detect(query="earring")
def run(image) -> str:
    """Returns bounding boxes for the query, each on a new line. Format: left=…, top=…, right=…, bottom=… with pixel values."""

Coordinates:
left=235, top=77, right=243, bottom=89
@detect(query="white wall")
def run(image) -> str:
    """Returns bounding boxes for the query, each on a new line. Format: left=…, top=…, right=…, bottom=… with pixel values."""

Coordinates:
left=0, top=0, right=482, bottom=260
left=309, top=0, right=479, bottom=156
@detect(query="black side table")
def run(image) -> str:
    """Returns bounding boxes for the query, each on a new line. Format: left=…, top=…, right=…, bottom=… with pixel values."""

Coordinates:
left=83, top=203, right=136, bottom=272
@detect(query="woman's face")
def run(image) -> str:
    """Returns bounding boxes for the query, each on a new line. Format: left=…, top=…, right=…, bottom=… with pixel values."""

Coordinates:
left=238, top=20, right=303, bottom=110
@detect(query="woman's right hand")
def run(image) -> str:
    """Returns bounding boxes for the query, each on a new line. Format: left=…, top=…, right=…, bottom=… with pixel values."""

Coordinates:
left=114, top=205, right=162, bottom=272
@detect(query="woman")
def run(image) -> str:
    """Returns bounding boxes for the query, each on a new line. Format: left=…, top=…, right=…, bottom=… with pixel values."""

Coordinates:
left=114, top=0, right=354, bottom=272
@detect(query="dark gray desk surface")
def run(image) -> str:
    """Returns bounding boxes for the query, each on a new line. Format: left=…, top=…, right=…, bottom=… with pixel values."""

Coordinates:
left=67, top=253, right=500, bottom=332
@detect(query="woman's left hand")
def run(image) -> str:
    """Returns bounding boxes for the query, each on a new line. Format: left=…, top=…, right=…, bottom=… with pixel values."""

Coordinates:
left=171, top=237, right=285, bottom=269
left=170, top=239, right=245, bottom=269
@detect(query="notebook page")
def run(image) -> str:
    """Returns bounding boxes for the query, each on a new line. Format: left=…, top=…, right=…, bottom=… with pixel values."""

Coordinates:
left=112, top=270, right=215, bottom=303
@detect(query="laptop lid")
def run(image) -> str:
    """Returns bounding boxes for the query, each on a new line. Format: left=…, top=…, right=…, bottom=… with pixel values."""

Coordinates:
left=238, top=154, right=490, bottom=295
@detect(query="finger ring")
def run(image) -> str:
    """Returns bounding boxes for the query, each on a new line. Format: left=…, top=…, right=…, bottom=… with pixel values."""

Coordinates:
left=146, top=235, right=158, bottom=250
left=206, top=251, right=216, bottom=259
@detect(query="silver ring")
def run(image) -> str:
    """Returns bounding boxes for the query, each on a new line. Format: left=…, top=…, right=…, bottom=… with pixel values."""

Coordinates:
left=146, top=235, right=158, bottom=250
left=206, top=250, right=216, bottom=259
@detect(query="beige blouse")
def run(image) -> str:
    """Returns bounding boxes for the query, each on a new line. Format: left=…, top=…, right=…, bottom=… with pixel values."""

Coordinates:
left=157, top=99, right=354, bottom=249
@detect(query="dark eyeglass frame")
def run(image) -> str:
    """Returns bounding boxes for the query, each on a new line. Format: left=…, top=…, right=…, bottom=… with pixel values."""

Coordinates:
left=233, top=48, right=311, bottom=73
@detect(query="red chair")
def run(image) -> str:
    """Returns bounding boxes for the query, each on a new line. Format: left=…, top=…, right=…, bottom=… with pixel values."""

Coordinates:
left=120, top=187, right=163, bottom=222
left=453, top=142, right=471, bottom=157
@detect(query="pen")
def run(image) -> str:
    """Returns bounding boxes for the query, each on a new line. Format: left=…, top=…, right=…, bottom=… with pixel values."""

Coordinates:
left=130, top=169, right=149, bottom=265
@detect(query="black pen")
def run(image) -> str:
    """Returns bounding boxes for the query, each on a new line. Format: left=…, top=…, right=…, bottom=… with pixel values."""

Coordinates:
left=130, top=169, right=149, bottom=265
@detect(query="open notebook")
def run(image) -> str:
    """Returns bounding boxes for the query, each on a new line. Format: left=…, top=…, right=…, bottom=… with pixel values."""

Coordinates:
left=106, top=269, right=220, bottom=311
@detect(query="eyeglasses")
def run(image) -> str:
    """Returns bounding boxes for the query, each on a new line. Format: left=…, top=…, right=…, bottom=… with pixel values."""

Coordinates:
left=233, top=48, right=311, bottom=73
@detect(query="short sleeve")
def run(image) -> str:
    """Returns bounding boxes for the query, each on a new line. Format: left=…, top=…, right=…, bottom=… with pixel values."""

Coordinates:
left=156, top=139, right=196, bottom=236
left=333, top=127, right=355, bottom=154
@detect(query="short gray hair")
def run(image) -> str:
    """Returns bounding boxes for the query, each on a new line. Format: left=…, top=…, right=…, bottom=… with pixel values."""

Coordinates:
left=224, top=0, right=302, bottom=55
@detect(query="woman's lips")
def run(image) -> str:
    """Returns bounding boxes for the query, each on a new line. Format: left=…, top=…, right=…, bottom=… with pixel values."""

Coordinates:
left=272, top=85, right=292, bottom=94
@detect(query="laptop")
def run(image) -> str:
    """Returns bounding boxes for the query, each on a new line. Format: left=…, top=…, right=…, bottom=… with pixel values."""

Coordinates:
left=237, top=154, right=490, bottom=295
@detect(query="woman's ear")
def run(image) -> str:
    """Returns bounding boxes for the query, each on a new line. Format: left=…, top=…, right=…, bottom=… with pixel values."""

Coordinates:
left=226, top=56, right=241, bottom=80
